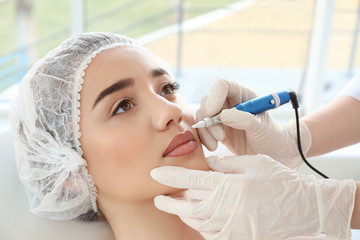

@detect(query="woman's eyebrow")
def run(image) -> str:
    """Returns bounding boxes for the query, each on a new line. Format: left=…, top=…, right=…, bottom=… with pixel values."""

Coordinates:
left=93, top=78, right=134, bottom=109
left=152, top=68, right=169, bottom=78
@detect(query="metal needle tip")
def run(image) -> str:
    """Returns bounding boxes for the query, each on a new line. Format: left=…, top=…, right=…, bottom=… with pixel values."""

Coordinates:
left=192, top=121, right=206, bottom=128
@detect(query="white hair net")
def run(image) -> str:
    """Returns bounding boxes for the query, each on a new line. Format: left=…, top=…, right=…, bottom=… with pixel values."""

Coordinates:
left=9, top=32, right=136, bottom=221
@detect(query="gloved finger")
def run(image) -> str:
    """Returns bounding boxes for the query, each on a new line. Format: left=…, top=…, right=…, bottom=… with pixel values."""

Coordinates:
left=200, top=94, right=210, bottom=117
left=206, top=155, right=242, bottom=173
left=207, top=124, right=225, bottom=142
left=206, top=79, right=257, bottom=116
left=184, top=189, right=212, bottom=201
left=200, top=95, right=225, bottom=142
left=154, top=195, right=211, bottom=218
left=180, top=216, right=204, bottom=230
left=219, top=108, right=260, bottom=132
left=150, top=166, right=223, bottom=190
left=206, top=154, right=273, bottom=174
left=199, top=231, right=218, bottom=240
left=205, top=79, right=236, bottom=117
left=196, top=109, right=218, bottom=151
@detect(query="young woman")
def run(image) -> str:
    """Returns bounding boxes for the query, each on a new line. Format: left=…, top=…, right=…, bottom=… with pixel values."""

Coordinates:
left=10, top=32, right=208, bottom=240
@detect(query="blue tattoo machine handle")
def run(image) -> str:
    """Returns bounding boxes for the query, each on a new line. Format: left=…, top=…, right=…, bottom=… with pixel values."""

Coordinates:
left=192, top=91, right=291, bottom=128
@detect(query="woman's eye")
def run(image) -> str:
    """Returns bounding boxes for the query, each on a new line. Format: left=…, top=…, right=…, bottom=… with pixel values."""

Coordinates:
left=113, top=98, right=134, bottom=115
left=160, top=82, right=180, bottom=96
left=161, top=85, right=175, bottom=95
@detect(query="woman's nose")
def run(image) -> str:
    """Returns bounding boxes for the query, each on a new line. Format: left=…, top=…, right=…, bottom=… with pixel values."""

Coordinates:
left=151, top=96, right=183, bottom=130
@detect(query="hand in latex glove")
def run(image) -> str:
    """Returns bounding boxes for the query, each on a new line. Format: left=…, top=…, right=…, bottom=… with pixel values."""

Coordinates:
left=196, top=79, right=311, bottom=169
left=151, top=155, right=355, bottom=240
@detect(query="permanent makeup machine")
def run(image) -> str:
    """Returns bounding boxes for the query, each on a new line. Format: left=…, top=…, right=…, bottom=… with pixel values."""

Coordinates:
left=193, top=91, right=329, bottom=179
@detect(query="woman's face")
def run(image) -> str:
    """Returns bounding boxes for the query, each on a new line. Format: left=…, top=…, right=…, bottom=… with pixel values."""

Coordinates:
left=79, top=46, right=208, bottom=204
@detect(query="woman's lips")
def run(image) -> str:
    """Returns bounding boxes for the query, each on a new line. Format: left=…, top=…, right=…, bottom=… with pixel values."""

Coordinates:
left=163, top=130, right=198, bottom=158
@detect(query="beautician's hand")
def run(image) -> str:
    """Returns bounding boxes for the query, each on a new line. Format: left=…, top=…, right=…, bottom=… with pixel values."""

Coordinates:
left=151, top=155, right=355, bottom=240
left=196, top=79, right=311, bottom=169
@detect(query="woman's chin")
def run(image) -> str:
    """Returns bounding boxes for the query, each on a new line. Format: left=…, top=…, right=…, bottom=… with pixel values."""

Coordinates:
left=173, top=147, right=209, bottom=172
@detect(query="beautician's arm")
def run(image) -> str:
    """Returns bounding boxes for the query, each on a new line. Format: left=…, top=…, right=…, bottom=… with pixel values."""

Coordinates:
left=303, top=96, right=360, bottom=157
left=353, top=182, right=360, bottom=228
left=302, top=96, right=360, bottom=229
left=197, top=79, right=360, bottom=170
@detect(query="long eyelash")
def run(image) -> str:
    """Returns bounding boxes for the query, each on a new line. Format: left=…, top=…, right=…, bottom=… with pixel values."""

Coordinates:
left=169, top=81, right=180, bottom=91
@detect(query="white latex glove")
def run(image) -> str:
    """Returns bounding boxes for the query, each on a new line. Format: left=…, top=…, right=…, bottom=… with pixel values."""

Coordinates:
left=196, top=79, right=312, bottom=169
left=151, top=155, right=356, bottom=240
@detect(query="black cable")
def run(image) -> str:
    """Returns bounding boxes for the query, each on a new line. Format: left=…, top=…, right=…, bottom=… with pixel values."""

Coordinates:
left=288, top=92, right=329, bottom=179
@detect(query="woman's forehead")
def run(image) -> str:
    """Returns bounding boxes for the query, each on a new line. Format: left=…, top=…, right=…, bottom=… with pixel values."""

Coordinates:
left=96, top=45, right=154, bottom=63
left=86, top=45, right=173, bottom=81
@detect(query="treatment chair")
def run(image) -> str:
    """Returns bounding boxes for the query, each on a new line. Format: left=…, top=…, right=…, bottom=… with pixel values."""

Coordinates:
left=0, top=127, right=115, bottom=240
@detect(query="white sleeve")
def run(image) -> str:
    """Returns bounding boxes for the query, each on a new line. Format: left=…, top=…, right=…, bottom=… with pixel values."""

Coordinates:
left=338, top=73, right=360, bottom=101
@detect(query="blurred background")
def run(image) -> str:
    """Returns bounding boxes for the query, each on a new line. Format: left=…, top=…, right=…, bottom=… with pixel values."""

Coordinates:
left=1, top=0, right=360, bottom=119
left=0, top=0, right=360, bottom=180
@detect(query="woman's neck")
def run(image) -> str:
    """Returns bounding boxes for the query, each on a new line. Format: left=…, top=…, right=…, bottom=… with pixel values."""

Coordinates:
left=101, top=198, right=204, bottom=240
